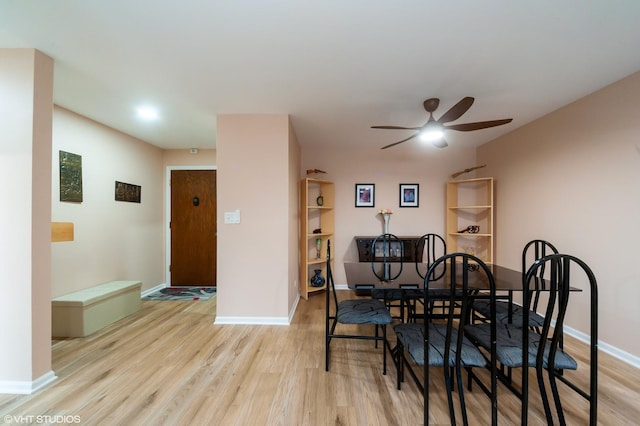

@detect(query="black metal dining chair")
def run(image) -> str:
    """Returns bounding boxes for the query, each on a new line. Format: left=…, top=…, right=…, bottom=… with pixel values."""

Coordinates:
left=473, top=239, right=558, bottom=328
left=408, top=233, right=447, bottom=322
left=372, top=233, right=447, bottom=323
left=369, top=233, right=406, bottom=321
left=473, top=240, right=559, bottom=386
left=325, top=240, right=392, bottom=374
left=392, top=253, right=498, bottom=426
left=464, top=253, right=598, bottom=425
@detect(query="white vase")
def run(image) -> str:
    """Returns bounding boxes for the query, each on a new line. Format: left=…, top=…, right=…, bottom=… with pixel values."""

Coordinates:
left=383, top=213, right=390, bottom=234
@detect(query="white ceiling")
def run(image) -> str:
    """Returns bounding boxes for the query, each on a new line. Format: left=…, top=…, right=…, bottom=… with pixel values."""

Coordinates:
left=2, top=1, right=640, bottom=153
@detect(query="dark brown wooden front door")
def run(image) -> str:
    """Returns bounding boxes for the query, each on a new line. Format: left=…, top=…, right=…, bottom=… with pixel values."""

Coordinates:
left=170, top=169, right=216, bottom=286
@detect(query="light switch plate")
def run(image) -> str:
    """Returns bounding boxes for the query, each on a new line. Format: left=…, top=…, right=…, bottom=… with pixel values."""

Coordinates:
left=224, top=210, right=241, bottom=224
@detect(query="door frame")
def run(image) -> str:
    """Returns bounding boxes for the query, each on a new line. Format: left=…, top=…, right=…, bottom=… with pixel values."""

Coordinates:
left=165, top=165, right=217, bottom=285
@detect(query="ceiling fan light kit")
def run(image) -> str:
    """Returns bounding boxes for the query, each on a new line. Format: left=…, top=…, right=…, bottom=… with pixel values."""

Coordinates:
left=419, top=122, right=444, bottom=142
left=372, top=97, right=513, bottom=149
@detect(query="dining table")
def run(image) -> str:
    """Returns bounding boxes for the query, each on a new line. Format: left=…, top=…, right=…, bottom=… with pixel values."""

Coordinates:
left=344, top=261, right=532, bottom=292
left=343, top=260, right=582, bottom=324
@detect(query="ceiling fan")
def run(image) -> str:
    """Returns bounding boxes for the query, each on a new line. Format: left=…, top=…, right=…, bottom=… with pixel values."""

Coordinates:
left=372, top=97, right=513, bottom=149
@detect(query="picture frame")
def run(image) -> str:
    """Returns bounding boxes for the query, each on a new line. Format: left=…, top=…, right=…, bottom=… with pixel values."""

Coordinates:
left=355, top=183, right=375, bottom=207
left=59, top=150, right=83, bottom=202
left=115, top=181, right=142, bottom=203
left=399, top=183, right=419, bottom=207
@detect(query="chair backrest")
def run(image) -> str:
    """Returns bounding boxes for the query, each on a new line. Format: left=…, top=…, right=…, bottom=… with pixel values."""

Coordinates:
left=522, top=239, right=559, bottom=275
left=325, top=240, right=339, bottom=315
left=415, top=233, right=446, bottom=280
left=522, top=239, right=559, bottom=311
left=522, top=253, right=598, bottom=419
left=370, top=233, right=403, bottom=281
left=423, top=253, right=497, bottom=369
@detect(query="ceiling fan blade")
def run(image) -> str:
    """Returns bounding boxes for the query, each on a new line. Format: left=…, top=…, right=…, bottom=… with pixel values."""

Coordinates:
left=437, top=97, right=475, bottom=124
left=432, top=138, right=448, bottom=148
left=446, top=118, right=513, bottom=132
left=380, top=133, right=418, bottom=149
left=371, top=125, right=423, bottom=130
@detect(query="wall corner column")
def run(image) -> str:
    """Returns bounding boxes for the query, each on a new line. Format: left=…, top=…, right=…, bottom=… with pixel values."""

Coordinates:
left=0, top=48, right=56, bottom=393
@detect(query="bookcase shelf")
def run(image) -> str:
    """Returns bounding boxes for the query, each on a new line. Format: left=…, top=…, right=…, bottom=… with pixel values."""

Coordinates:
left=300, top=178, right=334, bottom=299
left=446, top=177, right=494, bottom=263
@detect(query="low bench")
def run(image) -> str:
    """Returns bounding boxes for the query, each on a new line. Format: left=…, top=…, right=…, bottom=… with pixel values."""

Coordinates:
left=52, top=280, right=142, bottom=337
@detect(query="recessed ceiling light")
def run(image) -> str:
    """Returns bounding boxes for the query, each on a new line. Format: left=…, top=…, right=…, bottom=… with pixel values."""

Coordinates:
left=136, top=106, right=159, bottom=121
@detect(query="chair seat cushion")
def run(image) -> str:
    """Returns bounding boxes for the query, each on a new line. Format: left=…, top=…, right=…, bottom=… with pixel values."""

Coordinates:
left=394, top=323, right=486, bottom=367
left=464, top=323, right=577, bottom=370
left=473, top=300, right=544, bottom=327
left=337, top=299, right=392, bottom=325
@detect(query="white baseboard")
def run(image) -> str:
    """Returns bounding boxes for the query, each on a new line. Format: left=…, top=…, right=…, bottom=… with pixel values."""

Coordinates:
left=140, top=283, right=167, bottom=297
left=289, top=294, right=300, bottom=323
left=214, top=316, right=290, bottom=325
left=0, top=370, right=57, bottom=395
left=563, top=325, right=640, bottom=369
left=212, top=293, right=298, bottom=326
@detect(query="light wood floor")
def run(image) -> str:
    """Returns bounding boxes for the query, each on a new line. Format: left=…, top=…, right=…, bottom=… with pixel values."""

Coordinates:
left=1, top=292, right=639, bottom=425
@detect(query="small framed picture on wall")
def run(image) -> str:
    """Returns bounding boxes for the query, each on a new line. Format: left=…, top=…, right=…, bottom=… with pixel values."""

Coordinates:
left=355, top=183, right=375, bottom=207
left=399, top=183, right=419, bottom=207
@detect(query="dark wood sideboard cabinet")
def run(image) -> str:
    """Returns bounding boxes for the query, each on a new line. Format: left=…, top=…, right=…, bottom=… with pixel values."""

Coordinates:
left=354, top=236, right=426, bottom=263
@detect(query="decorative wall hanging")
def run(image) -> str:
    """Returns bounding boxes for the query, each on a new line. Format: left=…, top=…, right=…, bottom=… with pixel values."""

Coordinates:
left=115, top=181, right=141, bottom=203
left=355, top=183, right=375, bottom=207
left=399, top=183, right=419, bottom=207
left=59, top=151, right=83, bottom=202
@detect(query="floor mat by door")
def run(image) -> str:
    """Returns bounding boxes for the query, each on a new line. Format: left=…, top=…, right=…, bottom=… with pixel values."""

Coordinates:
left=142, top=286, right=216, bottom=301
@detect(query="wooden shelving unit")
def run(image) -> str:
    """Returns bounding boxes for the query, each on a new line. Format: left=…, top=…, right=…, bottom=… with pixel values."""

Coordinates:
left=300, top=178, right=334, bottom=299
left=446, top=177, right=494, bottom=263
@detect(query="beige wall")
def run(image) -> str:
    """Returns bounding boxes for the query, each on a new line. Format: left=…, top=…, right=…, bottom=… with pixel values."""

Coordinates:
left=0, top=49, right=55, bottom=390
left=52, top=107, right=165, bottom=296
left=163, top=148, right=216, bottom=166
left=478, top=70, right=640, bottom=361
left=216, top=114, right=300, bottom=323
left=301, top=144, right=477, bottom=285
